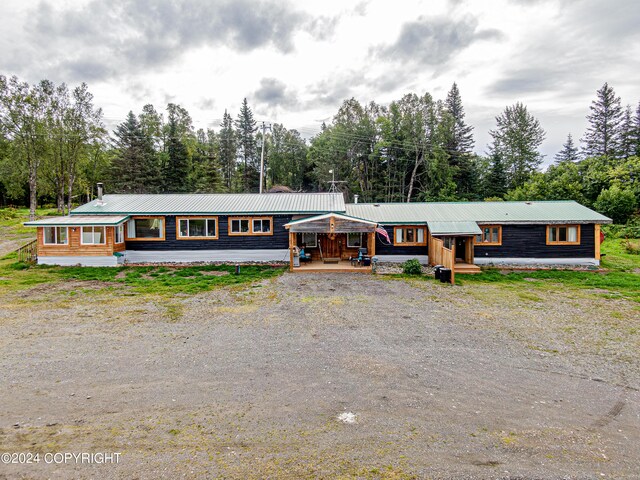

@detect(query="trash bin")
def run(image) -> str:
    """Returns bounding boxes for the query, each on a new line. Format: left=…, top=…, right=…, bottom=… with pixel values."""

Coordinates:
left=433, top=265, right=444, bottom=279
left=439, top=268, right=451, bottom=283
left=362, top=256, right=371, bottom=267
left=293, top=253, right=300, bottom=267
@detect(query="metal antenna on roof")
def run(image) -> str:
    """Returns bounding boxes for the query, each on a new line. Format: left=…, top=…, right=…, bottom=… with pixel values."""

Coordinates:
left=259, top=122, right=272, bottom=194
left=327, top=169, right=345, bottom=193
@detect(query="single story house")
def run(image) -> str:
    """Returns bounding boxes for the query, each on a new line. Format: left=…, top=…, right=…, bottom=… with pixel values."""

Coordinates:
left=24, top=190, right=611, bottom=280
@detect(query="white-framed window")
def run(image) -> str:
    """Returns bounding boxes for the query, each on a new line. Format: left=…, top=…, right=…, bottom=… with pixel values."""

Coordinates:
left=115, top=224, right=124, bottom=244
left=547, top=225, right=580, bottom=245
left=300, top=232, right=317, bottom=248
left=394, top=226, right=426, bottom=246
left=81, top=226, right=106, bottom=245
left=252, top=218, right=271, bottom=234
left=177, top=217, right=218, bottom=239
left=126, top=217, right=165, bottom=240
left=229, top=217, right=273, bottom=236
left=347, top=232, right=363, bottom=248
left=43, top=226, right=68, bottom=245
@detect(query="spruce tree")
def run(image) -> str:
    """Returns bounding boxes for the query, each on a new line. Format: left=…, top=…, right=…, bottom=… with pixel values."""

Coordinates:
left=111, top=111, right=158, bottom=193
left=443, top=83, right=475, bottom=196
left=484, top=153, right=508, bottom=199
left=163, top=108, right=190, bottom=192
left=619, top=105, right=636, bottom=159
left=581, top=82, right=623, bottom=158
left=634, top=102, right=640, bottom=157
left=219, top=110, right=237, bottom=191
left=555, top=133, right=580, bottom=163
left=235, top=98, right=258, bottom=192
left=193, top=128, right=223, bottom=193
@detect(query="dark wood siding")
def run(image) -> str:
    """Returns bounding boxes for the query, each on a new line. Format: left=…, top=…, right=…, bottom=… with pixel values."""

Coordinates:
left=474, top=224, right=595, bottom=258
left=374, top=225, right=428, bottom=256
left=125, top=215, right=291, bottom=250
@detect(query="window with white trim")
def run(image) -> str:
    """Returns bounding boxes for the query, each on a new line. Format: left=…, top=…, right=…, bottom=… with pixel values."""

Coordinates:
left=126, top=218, right=164, bottom=240
left=43, top=226, right=68, bottom=245
left=299, top=232, right=317, bottom=248
left=115, top=224, right=124, bottom=244
left=394, top=226, right=426, bottom=246
left=347, top=232, right=363, bottom=248
left=228, top=217, right=273, bottom=236
left=81, top=226, right=106, bottom=245
left=177, top=217, right=218, bottom=239
left=547, top=225, right=580, bottom=245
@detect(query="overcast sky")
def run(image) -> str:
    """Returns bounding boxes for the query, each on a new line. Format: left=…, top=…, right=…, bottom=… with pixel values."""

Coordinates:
left=1, top=0, right=639, bottom=163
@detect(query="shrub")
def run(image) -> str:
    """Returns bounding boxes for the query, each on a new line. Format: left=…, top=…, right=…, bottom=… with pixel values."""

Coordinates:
left=594, top=185, right=637, bottom=224
left=623, top=239, right=640, bottom=255
left=0, top=208, right=19, bottom=220
left=402, top=258, right=422, bottom=275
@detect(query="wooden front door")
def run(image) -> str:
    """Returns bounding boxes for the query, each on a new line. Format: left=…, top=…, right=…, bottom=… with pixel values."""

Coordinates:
left=319, top=233, right=342, bottom=258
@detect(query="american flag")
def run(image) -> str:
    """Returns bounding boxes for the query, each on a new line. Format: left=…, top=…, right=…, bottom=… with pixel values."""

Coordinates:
left=375, top=226, right=391, bottom=244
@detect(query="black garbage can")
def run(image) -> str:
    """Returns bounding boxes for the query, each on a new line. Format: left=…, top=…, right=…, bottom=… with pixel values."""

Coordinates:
left=433, top=265, right=444, bottom=279
left=439, top=268, right=451, bottom=283
left=362, top=256, right=371, bottom=267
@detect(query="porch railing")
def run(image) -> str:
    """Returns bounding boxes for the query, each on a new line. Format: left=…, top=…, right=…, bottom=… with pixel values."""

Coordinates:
left=17, top=239, right=38, bottom=263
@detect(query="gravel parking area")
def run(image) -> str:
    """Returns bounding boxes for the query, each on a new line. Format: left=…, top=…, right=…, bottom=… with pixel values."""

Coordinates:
left=1, top=273, right=639, bottom=479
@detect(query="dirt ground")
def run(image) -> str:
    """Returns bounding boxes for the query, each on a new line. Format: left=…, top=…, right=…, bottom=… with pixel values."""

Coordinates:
left=1, top=273, right=639, bottom=479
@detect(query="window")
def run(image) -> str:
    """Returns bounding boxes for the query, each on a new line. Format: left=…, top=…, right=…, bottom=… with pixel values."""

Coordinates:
left=43, top=226, right=68, bottom=245
left=81, top=226, right=106, bottom=245
left=298, top=232, right=317, bottom=248
left=476, top=225, right=502, bottom=246
left=115, top=224, right=124, bottom=244
left=177, top=217, right=218, bottom=239
left=252, top=218, right=271, bottom=234
left=547, top=225, right=580, bottom=245
left=393, top=226, right=426, bottom=246
left=229, top=217, right=273, bottom=236
left=126, top=217, right=165, bottom=240
left=347, top=232, right=363, bottom=248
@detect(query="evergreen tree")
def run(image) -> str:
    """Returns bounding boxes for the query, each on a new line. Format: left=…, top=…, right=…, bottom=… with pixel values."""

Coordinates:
left=218, top=110, right=237, bottom=191
left=634, top=102, right=640, bottom=158
left=235, top=98, right=258, bottom=192
left=620, top=105, right=635, bottom=159
left=111, top=111, right=158, bottom=193
left=484, top=153, right=508, bottom=199
left=581, top=82, right=623, bottom=158
left=489, top=102, right=545, bottom=189
left=193, top=128, right=223, bottom=193
left=442, top=83, right=475, bottom=195
left=163, top=107, right=190, bottom=192
left=555, top=133, right=579, bottom=163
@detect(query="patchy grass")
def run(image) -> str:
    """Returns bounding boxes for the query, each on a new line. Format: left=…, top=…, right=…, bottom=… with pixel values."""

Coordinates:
left=0, top=260, right=285, bottom=296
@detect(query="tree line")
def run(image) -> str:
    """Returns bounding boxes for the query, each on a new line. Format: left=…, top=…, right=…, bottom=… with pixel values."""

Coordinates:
left=1, top=74, right=639, bottom=223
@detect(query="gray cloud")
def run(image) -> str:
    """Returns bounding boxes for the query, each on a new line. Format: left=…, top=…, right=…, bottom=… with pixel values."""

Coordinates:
left=376, top=16, right=504, bottom=66
left=253, top=78, right=298, bottom=108
left=9, top=0, right=328, bottom=84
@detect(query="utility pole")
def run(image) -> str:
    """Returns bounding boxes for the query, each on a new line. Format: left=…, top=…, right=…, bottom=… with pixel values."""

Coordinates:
left=259, top=121, right=271, bottom=194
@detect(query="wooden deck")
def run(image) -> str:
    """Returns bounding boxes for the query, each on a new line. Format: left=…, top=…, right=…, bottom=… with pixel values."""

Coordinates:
left=293, top=260, right=372, bottom=273
left=455, top=262, right=481, bottom=274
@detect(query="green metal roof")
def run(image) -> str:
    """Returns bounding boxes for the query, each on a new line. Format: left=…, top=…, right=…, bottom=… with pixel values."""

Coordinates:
left=346, top=201, right=611, bottom=224
left=24, top=215, right=130, bottom=227
left=427, top=221, right=482, bottom=236
left=71, top=193, right=346, bottom=215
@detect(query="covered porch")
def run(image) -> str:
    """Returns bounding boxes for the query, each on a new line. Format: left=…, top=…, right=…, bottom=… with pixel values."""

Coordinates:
left=427, top=221, right=482, bottom=283
left=284, top=213, right=378, bottom=273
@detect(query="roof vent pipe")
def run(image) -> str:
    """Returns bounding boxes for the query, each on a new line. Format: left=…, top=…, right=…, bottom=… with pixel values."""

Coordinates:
left=354, top=194, right=359, bottom=204
left=97, top=183, right=104, bottom=205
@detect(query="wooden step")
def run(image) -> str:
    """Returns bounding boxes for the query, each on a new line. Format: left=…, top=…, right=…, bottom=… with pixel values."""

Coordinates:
left=454, top=263, right=481, bottom=274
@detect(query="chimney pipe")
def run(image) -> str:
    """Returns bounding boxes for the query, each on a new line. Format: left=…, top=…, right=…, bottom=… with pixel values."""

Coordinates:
left=97, top=183, right=104, bottom=205
left=354, top=194, right=359, bottom=204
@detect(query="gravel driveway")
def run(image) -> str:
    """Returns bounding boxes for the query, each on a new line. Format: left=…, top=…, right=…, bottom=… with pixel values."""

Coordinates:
left=1, top=273, right=639, bottom=479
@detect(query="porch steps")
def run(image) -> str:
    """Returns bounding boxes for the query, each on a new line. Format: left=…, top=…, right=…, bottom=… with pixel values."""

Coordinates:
left=455, top=263, right=481, bottom=274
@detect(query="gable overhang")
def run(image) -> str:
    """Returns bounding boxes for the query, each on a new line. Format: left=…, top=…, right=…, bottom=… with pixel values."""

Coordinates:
left=285, top=212, right=378, bottom=233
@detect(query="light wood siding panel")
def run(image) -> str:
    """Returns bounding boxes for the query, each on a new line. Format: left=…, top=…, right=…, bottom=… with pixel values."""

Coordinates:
left=37, top=226, right=117, bottom=257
